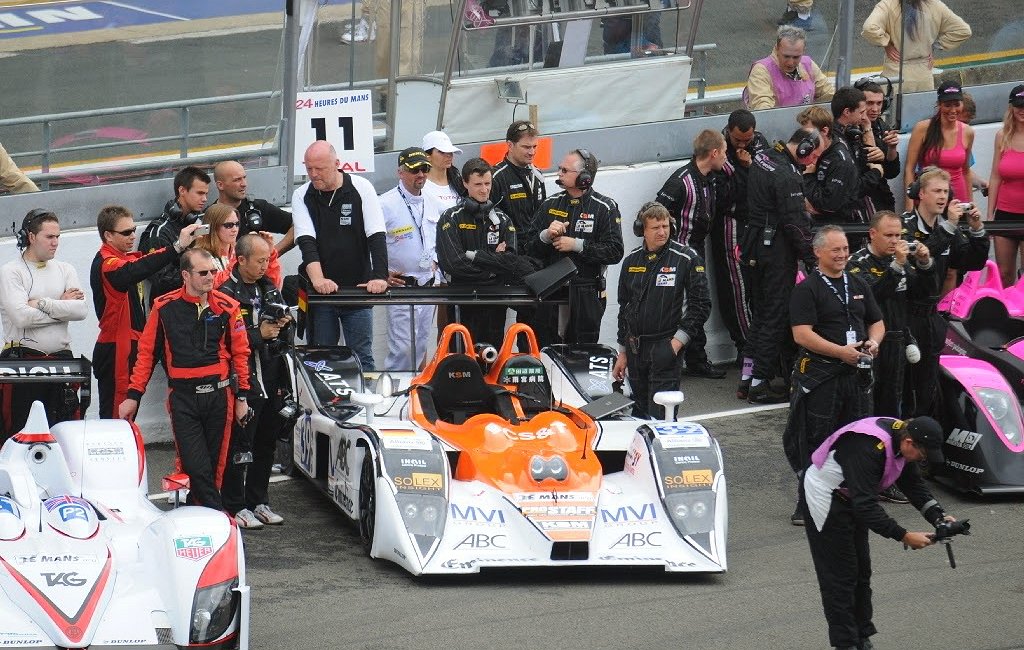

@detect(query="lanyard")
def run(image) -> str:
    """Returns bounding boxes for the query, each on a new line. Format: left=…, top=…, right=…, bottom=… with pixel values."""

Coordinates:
left=397, top=186, right=426, bottom=249
left=816, top=268, right=854, bottom=330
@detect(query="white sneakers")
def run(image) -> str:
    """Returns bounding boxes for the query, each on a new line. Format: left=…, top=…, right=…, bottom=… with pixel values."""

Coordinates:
left=235, top=505, right=285, bottom=529
left=235, top=509, right=264, bottom=530
left=254, top=504, right=284, bottom=525
left=340, top=18, right=375, bottom=44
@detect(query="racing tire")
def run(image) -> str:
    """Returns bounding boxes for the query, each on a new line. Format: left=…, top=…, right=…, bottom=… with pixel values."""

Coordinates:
left=358, top=452, right=376, bottom=550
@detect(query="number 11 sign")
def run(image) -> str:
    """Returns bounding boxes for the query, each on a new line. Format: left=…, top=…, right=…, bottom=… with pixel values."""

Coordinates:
left=293, top=90, right=375, bottom=176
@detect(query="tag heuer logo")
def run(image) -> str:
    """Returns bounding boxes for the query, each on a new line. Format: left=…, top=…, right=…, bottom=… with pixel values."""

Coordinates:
left=174, top=536, right=213, bottom=561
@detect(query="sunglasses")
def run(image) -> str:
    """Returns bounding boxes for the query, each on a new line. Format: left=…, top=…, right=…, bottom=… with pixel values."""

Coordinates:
left=404, top=166, right=431, bottom=174
left=111, top=227, right=137, bottom=236
left=221, top=221, right=240, bottom=229
left=191, top=269, right=216, bottom=276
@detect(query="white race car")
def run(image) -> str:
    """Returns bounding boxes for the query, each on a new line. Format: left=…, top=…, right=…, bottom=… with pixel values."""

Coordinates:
left=283, top=318, right=728, bottom=576
left=0, top=358, right=249, bottom=649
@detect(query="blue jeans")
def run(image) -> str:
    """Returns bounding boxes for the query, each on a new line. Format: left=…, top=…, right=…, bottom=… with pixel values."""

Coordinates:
left=310, top=305, right=376, bottom=371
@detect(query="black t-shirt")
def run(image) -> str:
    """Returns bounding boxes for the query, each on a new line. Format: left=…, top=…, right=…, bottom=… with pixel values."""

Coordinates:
left=790, top=270, right=882, bottom=345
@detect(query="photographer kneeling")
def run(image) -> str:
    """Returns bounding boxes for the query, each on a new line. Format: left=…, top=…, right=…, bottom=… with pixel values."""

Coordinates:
left=219, top=234, right=292, bottom=529
left=801, top=415, right=956, bottom=650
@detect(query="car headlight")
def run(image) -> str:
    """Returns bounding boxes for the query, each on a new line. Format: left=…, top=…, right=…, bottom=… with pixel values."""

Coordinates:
left=395, top=494, right=447, bottom=537
left=190, top=578, right=238, bottom=644
left=665, top=492, right=715, bottom=536
left=975, top=387, right=1022, bottom=445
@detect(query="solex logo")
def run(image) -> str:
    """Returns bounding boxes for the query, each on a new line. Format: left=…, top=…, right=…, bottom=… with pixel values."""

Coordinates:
left=174, top=536, right=214, bottom=561
left=393, top=472, right=443, bottom=491
left=41, top=572, right=87, bottom=587
left=664, top=469, right=713, bottom=489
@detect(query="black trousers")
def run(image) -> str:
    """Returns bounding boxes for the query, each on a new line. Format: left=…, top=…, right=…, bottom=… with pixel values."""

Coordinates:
left=93, top=339, right=139, bottom=419
left=743, top=253, right=797, bottom=381
left=873, top=331, right=906, bottom=418
left=904, top=310, right=945, bottom=417
left=787, top=371, right=872, bottom=474
left=168, top=385, right=233, bottom=511
left=222, top=397, right=279, bottom=515
left=710, top=215, right=750, bottom=352
left=626, top=338, right=683, bottom=419
left=802, top=492, right=878, bottom=649
left=458, top=304, right=507, bottom=348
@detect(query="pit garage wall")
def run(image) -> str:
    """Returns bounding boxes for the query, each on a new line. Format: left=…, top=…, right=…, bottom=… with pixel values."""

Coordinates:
left=0, top=124, right=1001, bottom=441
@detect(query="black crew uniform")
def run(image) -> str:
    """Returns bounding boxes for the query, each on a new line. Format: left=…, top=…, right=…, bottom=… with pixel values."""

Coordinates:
left=741, top=143, right=816, bottom=383
left=803, top=133, right=881, bottom=226
left=233, top=197, right=293, bottom=238
left=491, top=156, right=547, bottom=330
left=713, top=129, right=769, bottom=353
left=783, top=270, right=883, bottom=474
left=847, top=246, right=936, bottom=417
left=138, top=199, right=202, bottom=303
left=865, top=119, right=900, bottom=211
left=801, top=419, right=948, bottom=649
left=528, top=188, right=624, bottom=346
left=218, top=268, right=289, bottom=516
left=901, top=211, right=989, bottom=416
left=654, top=160, right=722, bottom=369
left=436, top=201, right=537, bottom=346
left=617, top=241, right=711, bottom=419
left=126, top=288, right=251, bottom=511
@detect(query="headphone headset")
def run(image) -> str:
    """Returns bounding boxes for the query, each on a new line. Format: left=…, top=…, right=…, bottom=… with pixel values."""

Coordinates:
left=574, top=149, right=597, bottom=190
left=854, top=75, right=894, bottom=114
left=907, top=178, right=955, bottom=203
left=795, top=130, right=821, bottom=158
left=165, top=198, right=203, bottom=225
left=15, top=208, right=52, bottom=250
left=632, top=201, right=677, bottom=239
left=463, top=197, right=494, bottom=216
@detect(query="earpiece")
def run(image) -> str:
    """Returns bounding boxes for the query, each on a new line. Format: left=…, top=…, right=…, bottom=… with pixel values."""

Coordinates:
left=855, top=75, right=894, bottom=113
left=574, top=149, right=597, bottom=190
left=15, top=208, right=52, bottom=250
left=796, top=130, right=821, bottom=158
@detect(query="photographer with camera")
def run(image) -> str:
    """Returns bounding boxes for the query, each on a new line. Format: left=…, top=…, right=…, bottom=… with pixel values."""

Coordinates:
left=848, top=211, right=935, bottom=421
left=902, top=167, right=987, bottom=418
left=801, top=415, right=957, bottom=650
left=218, top=234, right=291, bottom=528
left=213, top=161, right=294, bottom=255
left=783, top=225, right=884, bottom=526
left=139, top=166, right=210, bottom=304
left=856, top=78, right=901, bottom=211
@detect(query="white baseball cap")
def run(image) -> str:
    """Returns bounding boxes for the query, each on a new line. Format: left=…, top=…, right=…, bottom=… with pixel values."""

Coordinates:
left=422, top=130, right=462, bottom=154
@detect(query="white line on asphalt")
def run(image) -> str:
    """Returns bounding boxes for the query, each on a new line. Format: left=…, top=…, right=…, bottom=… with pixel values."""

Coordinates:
left=688, top=402, right=789, bottom=422
left=128, top=24, right=277, bottom=44
left=148, top=473, right=292, bottom=502
left=100, top=1, right=189, bottom=21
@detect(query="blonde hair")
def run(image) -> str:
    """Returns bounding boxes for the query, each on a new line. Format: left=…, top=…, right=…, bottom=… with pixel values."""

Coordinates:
left=797, top=105, right=833, bottom=133
left=1000, top=105, right=1022, bottom=151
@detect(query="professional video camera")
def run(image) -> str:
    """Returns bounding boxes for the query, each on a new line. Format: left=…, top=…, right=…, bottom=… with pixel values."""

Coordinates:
left=932, top=518, right=971, bottom=568
left=260, top=300, right=290, bottom=323
left=260, top=300, right=293, bottom=356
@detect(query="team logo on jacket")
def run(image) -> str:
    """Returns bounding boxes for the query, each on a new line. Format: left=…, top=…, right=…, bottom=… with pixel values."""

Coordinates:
left=174, top=536, right=214, bottom=561
left=656, top=273, right=676, bottom=287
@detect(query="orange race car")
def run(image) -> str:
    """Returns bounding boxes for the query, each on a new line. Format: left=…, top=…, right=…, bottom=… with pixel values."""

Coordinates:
left=282, top=321, right=728, bottom=575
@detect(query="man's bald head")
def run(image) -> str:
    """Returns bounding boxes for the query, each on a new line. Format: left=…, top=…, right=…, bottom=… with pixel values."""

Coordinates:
left=303, top=141, right=342, bottom=191
left=214, top=160, right=248, bottom=205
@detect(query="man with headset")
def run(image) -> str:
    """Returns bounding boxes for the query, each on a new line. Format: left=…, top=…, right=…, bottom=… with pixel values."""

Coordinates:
left=139, top=166, right=211, bottom=303
left=0, top=209, right=88, bottom=438
left=740, top=127, right=825, bottom=403
left=613, top=202, right=710, bottom=419
left=212, top=160, right=294, bottom=255
left=856, top=78, right=901, bottom=211
left=529, top=149, right=624, bottom=347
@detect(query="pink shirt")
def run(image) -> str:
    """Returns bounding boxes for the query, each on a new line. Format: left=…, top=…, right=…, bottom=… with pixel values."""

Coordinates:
left=996, top=148, right=1024, bottom=213
left=920, top=121, right=969, bottom=202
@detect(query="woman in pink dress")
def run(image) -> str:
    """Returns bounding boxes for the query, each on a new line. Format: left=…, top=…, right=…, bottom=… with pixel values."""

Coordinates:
left=988, top=84, right=1024, bottom=287
left=904, top=80, right=974, bottom=213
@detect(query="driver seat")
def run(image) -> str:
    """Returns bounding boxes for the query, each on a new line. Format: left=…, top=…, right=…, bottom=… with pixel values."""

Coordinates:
left=964, top=297, right=1024, bottom=348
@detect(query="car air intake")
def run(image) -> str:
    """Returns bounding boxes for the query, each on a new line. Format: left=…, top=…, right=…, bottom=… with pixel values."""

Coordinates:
left=550, top=541, right=589, bottom=561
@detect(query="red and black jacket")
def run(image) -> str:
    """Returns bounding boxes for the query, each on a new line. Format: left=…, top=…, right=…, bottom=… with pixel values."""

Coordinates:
left=91, top=243, right=178, bottom=343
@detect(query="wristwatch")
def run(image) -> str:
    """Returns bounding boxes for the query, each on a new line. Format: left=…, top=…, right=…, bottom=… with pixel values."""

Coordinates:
left=236, top=395, right=247, bottom=401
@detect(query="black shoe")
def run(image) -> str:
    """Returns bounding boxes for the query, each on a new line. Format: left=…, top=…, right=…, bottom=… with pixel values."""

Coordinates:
left=859, top=639, right=875, bottom=650
left=683, top=361, right=726, bottom=379
left=737, top=378, right=751, bottom=400
left=878, top=485, right=910, bottom=504
left=748, top=381, right=789, bottom=404
left=790, top=507, right=804, bottom=526
left=777, top=6, right=798, bottom=24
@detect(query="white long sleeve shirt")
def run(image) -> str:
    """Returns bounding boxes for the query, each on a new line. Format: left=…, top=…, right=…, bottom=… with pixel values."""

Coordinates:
left=0, top=257, right=87, bottom=354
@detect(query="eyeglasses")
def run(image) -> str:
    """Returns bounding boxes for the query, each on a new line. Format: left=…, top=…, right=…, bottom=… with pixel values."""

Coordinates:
left=111, top=227, right=137, bottom=236
left=404, top=166, right=431, bottom=174
left=221, top=221, right=240, bottom=229
left=557, top=167, right=579, bottom=174
left=191, top=269, right=216, bottom=276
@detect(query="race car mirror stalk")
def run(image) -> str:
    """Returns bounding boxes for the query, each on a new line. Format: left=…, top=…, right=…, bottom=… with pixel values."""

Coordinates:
left=653, top=390, right=686, bottom=422
left=352, top=392, right=384, bottom=425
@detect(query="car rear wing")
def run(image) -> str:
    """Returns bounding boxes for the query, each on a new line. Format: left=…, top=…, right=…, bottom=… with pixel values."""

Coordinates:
left=0, top=355, right=92, bottom=415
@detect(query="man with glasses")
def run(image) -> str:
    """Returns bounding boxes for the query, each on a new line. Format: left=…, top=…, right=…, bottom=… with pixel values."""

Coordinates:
left=91, top=205, right=200, bottom=418
left=0, top=209, right=87, bottom=439
left=380, top=147, right=438, bottom=371
left=119, top=249, right=251, bottom=512
left=529, top=149, right=624, bottom=346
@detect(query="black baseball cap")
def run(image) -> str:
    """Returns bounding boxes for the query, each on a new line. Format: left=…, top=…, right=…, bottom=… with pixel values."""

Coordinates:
left=1009, top=84, right=1024, bottom=108
left=936, top=80, right=964, bottom=102
left=904, top=416, right=945, bottom=464
left=398, top=147, right=431, bottom=171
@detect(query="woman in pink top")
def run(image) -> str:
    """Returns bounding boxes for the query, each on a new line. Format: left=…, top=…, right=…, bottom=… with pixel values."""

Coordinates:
left=904, top=80, right=974, bottom=212
left=988, top=83, right=1024, bottom=287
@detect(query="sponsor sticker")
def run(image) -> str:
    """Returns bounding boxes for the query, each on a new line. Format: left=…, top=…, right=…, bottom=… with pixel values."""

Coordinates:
left=393, top=472, right=443, bottom=490
left=946, top=428, right=982, bottom=451
left=655, top=273, right=676, bottom=287
left=174, top=536, right=214, bottom=561
left=380, top=429, right=433, bottom=451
